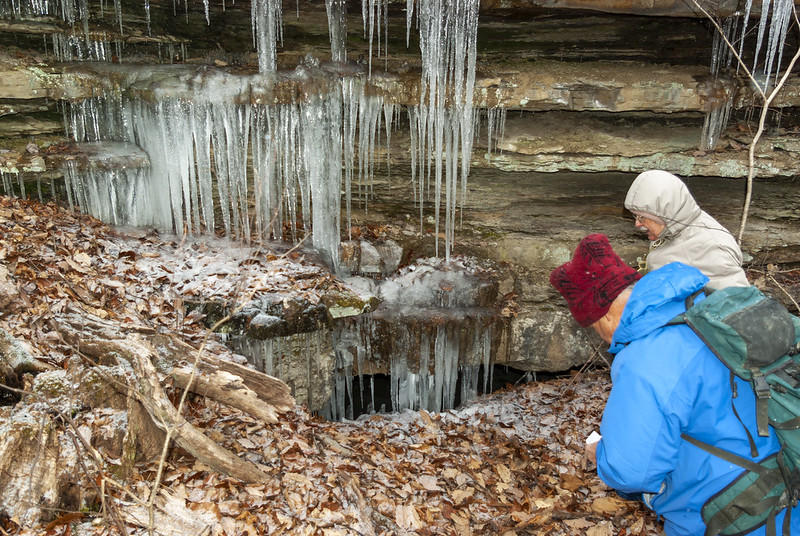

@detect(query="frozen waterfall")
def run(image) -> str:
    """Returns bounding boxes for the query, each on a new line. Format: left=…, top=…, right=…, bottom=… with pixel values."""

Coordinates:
left=324, top=257, right=498, bottom=420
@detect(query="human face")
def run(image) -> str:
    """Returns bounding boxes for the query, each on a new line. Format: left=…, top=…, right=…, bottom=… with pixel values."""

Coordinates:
left=634, top=213, right=666, bottom=241
left=591, top=314, right=616, bottom=344
left=590, top=293, right=629, bottom=344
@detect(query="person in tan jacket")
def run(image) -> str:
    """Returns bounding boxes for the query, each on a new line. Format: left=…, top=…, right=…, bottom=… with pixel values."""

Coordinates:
left=624, top=170, right=749, bottom=289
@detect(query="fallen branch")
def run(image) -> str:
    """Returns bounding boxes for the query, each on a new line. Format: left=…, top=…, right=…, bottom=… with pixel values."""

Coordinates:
left=123, top=335, right=272, bottom=484
left=151, top=332, right=294, bottom=411
left=52, top=313, right=274, bottom=484
left=171, top=366, right=283, bottom=424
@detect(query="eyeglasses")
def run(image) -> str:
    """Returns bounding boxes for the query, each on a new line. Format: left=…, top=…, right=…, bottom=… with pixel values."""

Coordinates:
left=634, top=214, right=648, bottom=224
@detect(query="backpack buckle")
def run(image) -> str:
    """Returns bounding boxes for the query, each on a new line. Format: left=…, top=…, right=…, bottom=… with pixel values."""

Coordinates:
left=752, top=373, right=772, bottom=399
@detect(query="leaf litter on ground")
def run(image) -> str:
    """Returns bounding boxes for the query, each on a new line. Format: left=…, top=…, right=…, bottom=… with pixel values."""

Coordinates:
left=0, top=196, right=661, bottom=535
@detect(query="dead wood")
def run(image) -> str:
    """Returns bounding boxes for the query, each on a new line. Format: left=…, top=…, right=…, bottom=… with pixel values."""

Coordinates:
left=194, top=354, right=294, bottom=410
left=0, top=327, right=54, bottom=386
left=150, top=332, right=294, bottom=411
left=53, top=312, right=273, bottom=484
left=0, top=409, right=62, bottom=527
left=171, top=366, right=282, bottom=423
left=54, top=312, right=293, bottom=413
left=114, top=335, right=273, bottom=484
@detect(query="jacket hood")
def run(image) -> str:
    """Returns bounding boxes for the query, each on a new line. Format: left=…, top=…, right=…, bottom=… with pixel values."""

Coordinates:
left=609, top=262, right=709, bottom=354
left=624, top=170, right=702, bottom=238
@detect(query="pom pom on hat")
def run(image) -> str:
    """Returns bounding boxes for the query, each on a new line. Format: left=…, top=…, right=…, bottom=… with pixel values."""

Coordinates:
left=550, top=234, right=641, bottom=327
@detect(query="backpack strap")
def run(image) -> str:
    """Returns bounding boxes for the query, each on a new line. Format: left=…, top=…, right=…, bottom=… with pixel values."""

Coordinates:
left=751, top=369, right=773, bottom=437
left=681, top=433, right=768, bottom=474
left=665, top=289, right=708, bottom=327
left=666, top=289, right=763, bottom=454
left=728, top=371, right=761, bottom=458
left=682, top=433, right=792, bottom=536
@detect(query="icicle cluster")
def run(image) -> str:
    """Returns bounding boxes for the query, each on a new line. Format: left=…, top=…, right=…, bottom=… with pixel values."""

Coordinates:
left=738, top=0, right=796, bottom=91
left=58, top=0, right=499, bottom=418
left=50, top=33, right=119, bottom=62
left=65, top=71, right=394, bottom=272
left=484, top=107, right=507, bottom=159
left=63, top=162, right=152, bottom=226
left=230, top=330, right=332, bottom=410
left=700, top=95, right=734, bottom=152
left=2, top=0, right=124, bottom=57
left=362, top=0, right=387, bottom=74
left=702, top=0, right=797, bottom=149
left=0, top=171, right=27, bottom=199
left=324, top=258, right=497, bottom=420
left=324, top=314, right=493, bottom=419
left=409, top=0, right=480, bottom=260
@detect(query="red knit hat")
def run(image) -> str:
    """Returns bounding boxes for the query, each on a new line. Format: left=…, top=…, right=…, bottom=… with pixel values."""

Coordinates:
left=549, top=234, right=641, bottom=327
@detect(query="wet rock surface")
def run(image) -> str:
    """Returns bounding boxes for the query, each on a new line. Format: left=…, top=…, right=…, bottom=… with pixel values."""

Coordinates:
left=1, top=1, right=800, bottom=377
left=351, top=167, right=800, bottom=371
left=2, top=5, right=800, bottom=180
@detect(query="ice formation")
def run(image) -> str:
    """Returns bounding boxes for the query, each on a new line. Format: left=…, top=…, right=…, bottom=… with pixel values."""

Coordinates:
left=323, top=257, right=498, bottom=419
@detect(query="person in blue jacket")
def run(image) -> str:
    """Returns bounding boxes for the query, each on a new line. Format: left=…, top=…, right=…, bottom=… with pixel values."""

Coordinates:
left=549, top=233, right=799, bottom=536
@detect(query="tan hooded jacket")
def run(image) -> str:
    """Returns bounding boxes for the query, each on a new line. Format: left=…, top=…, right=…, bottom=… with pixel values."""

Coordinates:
left=624, top=170, right=749, bottom=289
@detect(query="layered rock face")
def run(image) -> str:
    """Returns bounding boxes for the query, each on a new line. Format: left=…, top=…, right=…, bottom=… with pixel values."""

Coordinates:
left=2, top=0, right=800, bottom=389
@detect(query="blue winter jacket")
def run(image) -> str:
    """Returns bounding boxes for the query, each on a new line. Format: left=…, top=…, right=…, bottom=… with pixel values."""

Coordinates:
left=596, top=262, right=799, bottom=536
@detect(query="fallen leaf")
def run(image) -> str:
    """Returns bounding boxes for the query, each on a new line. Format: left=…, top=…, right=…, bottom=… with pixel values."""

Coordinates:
left=587, top=520, right=615, bottom=536
left=564, top=518, right=595, bottom=530
left=451, top=487, right=474, bottom=505
left=418, top=474, right=441, bottom=491
left=591, top=496, right=629, bottom=515
left=560, top=472, right=585, bottom=491
left=73, top=251, right=92, bottom=265
left=395, top=504, right=423, bottom=530
left=496, top=464, right=511, bottom=483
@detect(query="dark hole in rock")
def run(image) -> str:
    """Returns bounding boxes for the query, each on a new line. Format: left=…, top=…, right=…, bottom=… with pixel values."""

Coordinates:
left=320, top=364, right=572, bottom=421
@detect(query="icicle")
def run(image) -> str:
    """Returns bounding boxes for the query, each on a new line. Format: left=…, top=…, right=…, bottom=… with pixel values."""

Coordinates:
left=0, top=172, right=14, bottom=198
left=251, top=106, right=273, bottom=240
left=481, top=326, right=493, bottom=396
left=390, top=328, right=411, bottom=411
left=192, top=106, right=216, bottom=233
left=252, top=0, right=284, bottom=74
left=735, top=0, right=754, bottom=73
left=114, top=0, right=122, bottom=35
left=357, top=88, right=382, bottom=209
left=362, top=0, right=387, bottom=75
left=382, top=102, right=395, bottom=174
left=143, top=0, right=150, bottom=36
left=341, top=78, right=359, bottom=237
left=418, top=331, right=431, bottom=410
left=325, top=0, right=347, bottom=62
left=302, top=95, right=343, bottom=271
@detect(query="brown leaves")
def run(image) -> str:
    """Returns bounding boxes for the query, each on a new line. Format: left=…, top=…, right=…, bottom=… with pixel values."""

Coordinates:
left=150, top=372, right=657, bottom=536
left=0, top=196, right=344, bottom=360
left=591, top=496, right=631, bottom=516
left=0, top=196, right=663, bottom=535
